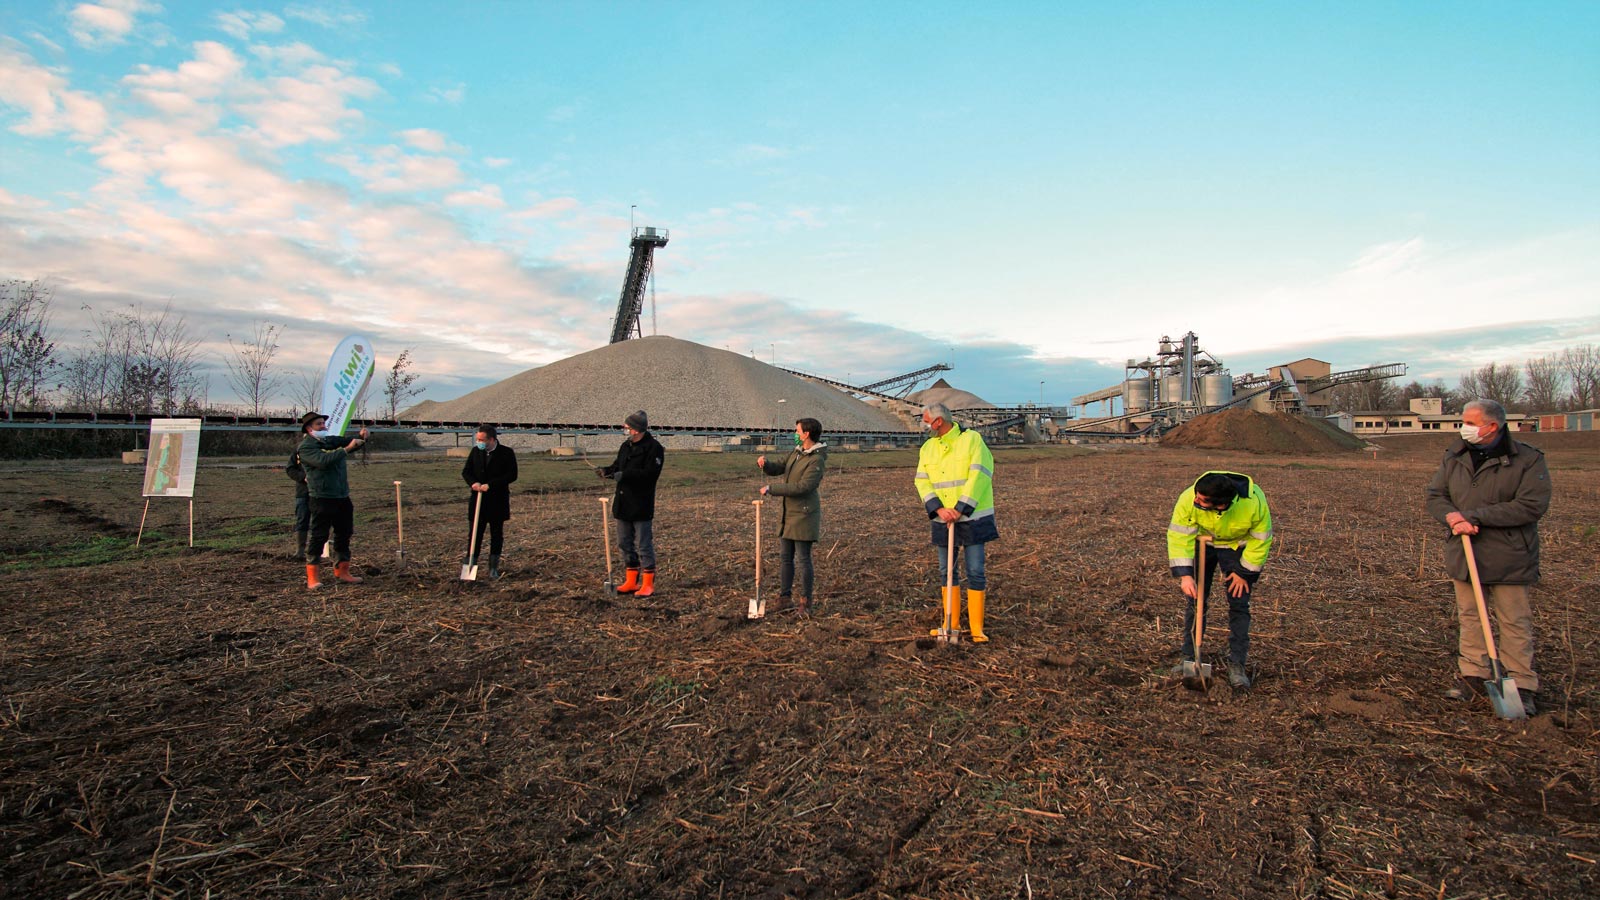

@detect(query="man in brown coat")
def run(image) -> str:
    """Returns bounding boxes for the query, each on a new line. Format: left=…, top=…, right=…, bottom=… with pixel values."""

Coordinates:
left=757, top=417, right=828, bottom=614
left=1425, top=398, right=1551, bottom=714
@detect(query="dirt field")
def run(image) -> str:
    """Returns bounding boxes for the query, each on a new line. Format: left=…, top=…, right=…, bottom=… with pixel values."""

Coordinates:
left=2, top=435, right=1597, bottom=899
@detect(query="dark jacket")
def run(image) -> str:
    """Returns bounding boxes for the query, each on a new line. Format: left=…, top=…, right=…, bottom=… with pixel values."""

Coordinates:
left=1425, top=434, right=1550, bottom=584
left=462, top=443, right=518, bottom=522
left=601, top=432, right=665, bottom=522
left=761, top=443, right=827, bottom=542
left=296, top=433, right=359, bottom=499
left=286, top=448, right=308, bottom=498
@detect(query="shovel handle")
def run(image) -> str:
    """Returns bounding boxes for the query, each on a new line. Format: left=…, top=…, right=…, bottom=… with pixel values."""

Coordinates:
left=394, top=482, right=404, bottom=548
left=754, top=500, right=762, bottom=587
left=1460, top=534, right=1503, bottom=665
left=599, top=498, right=613, bottom=579
left=1193, top=537, right=1209, bottom=658
left=467, top=490, right=484, bottom=559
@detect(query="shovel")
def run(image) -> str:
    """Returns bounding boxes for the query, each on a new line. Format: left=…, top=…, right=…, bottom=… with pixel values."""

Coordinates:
left=747, top=500, right=765, bottom=619
left=1461, top=534, right=1527, bottom=720
left=936, top=521, right=961, bottom=644
left=461, top=490, right=484, bottom=581
left=1181, top=537, right=1213, bottom=690
left=599, top=497, right=615, bottom=592
left=393, top=481, right=405, bottom=559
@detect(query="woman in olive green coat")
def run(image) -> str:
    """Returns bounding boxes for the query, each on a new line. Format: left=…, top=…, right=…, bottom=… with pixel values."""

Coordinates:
left=757, top=417, right=828, bottom=613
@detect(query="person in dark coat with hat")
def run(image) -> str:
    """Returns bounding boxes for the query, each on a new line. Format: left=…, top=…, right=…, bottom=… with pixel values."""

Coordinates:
left=598, top=410, right=665, bottom=597
left=462, top=425, right=518, bottom=579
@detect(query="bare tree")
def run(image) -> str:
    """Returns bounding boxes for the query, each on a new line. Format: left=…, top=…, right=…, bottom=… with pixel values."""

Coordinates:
left=223, top=321, right=285, bottom=416
left=56, top=301, right=205, bottom=414
left=1522, top=354, right=1566, bottom=412
left=0, top=280, right=57, bottom=413
left=289, top=367, right=321, bottom=416
left=1560, top=344, right=1600, bottom=410
left=1326, top=375, right=1400, bottom=412
left=1458, top=361, right=1524, bottom=410
left=381, top=348, right=424, bottom=419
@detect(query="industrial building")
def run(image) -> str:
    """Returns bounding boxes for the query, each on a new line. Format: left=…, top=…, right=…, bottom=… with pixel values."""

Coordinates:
left=1067, top=333, right=1406, bottom=435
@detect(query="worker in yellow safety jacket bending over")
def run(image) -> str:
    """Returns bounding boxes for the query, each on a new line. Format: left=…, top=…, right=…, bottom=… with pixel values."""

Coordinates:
left=1167, top=471, right=1273, bottom=687
left=915, top=403, right=998, bottom=642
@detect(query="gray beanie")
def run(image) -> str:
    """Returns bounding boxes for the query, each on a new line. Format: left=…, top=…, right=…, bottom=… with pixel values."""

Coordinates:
left=625, top=410, right=648, bottom=431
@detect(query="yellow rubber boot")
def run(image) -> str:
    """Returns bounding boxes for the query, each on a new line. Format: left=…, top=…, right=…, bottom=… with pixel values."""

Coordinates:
left=968, top=589, right=988, bottom=642
left=930, top=586, right=961, bottom=636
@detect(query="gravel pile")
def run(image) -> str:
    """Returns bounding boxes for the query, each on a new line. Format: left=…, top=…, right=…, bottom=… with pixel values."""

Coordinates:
left=907, top=378, right=994, bottom=411
left=411, top=335, right=911, bottom=432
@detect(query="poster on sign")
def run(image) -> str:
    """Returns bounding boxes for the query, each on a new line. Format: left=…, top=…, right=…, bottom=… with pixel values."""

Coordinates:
left=142, top=418, right=202, bottom=498
left=319, top=336, right=377, bottom=436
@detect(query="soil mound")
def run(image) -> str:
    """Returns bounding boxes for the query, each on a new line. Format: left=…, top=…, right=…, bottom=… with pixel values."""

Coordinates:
left=410, top=335, right=908, bottom=432
left=1161, top=409, right=1363, bottom=454
left=907, top=378, right=993, bottom=411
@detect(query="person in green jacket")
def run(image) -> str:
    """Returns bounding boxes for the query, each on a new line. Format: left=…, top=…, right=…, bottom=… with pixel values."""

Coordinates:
left=757, top=417, right=828, bottom=614
left=1167, top=470, right=1273, bottom=688
left=297, top=411, right=368, bottom=590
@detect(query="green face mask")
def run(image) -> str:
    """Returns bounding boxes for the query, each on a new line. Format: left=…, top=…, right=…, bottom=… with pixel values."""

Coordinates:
left=793, top=432, right=804, bottom=447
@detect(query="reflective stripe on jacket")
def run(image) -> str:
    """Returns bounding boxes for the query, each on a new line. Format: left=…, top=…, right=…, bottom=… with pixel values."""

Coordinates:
left=915, top=423, right=998, bottom=545
left=1167, top=470, right=1273, bottom=578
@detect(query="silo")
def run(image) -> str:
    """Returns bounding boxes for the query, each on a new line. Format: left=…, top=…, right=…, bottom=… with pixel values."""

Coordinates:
left=1200, top=373, right=1233, bottom=408
left=1122, top=379, right=1151, bottom=411
left=1160, top=374, right=1186, bottom=405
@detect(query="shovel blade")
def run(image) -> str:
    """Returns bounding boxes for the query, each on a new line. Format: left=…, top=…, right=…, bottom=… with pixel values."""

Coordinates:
left=1181, top=661, right=1212, bottom=691
left=1485, top=677, right=1527, bottom=720
left=460, top=564, right=478, bottom=581
left=747, top=597, right=764, bottom=619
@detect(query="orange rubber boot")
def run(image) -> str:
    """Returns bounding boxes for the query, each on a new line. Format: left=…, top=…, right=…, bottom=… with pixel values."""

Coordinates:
left=306, top=564, right=323, bottom=591
left=616, top=568, right=640, bottom=593
left=334, top=561, right=363, bottom=584
left=634, top=571, right=656, bottom=598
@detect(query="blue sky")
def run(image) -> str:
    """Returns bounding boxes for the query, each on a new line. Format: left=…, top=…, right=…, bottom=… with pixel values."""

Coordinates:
left=2, top=1, right=1596, bottom=409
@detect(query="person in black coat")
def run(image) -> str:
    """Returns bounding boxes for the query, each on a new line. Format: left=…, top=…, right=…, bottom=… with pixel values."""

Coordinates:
left=598, top=410, right=665, bottom=597
left=462, top=425, right=518, bottom=578
left=286, top=446, right=311, bottom=560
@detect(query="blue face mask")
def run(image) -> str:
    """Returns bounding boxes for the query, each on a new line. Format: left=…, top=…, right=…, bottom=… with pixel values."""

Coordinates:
left=475, top=440, right=488, bottom=451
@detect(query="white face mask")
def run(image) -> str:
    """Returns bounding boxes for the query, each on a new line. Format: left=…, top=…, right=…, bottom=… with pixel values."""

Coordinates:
left=311, top=429, right=331, bottom=440
left=1459, top=424, right=1486, bottom=444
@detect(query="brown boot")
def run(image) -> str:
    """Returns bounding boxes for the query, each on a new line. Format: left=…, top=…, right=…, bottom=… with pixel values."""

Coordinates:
left=306, top=564, right=323, bottom=591
left=616, top=568, right=640, bottom=593
left=334, top=561, right=363, bottom=584
left=635, top=571, right=656, bottom=598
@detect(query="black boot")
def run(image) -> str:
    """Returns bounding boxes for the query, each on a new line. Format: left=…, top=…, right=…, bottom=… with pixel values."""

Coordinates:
left=488, top=555, right=501, bottom=579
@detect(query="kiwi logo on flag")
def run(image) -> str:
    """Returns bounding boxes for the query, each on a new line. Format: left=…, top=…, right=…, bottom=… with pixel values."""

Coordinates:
left=319, top=335, right=377, bottom=436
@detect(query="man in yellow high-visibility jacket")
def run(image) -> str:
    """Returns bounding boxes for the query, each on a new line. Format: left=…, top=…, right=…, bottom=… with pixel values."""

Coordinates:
left=1167, top=470, right=1273, bottom=687
left=915, top=403, right=998, bottom=642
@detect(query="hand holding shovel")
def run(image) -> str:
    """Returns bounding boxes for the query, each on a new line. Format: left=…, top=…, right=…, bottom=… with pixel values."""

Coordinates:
left=1181, top=537, right=1213, bottom=690
left=461, top=490, right=484, bottom=581
left=1462, top=534, right=1527, bottom=720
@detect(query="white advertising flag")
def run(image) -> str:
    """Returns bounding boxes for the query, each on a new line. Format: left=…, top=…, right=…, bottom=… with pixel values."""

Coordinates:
left=319, top=336, right=377, bottom=437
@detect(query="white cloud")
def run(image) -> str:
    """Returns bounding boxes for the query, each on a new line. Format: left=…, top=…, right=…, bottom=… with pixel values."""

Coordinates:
left=445, top=186, right=506, bottom=208
left=69, top=0, right=160, bottom=48
left=249, top=42, right=325, bottom=68
left=399, top=128, right=450, bottom=153
left=284, top=3, right=368, bottom=30
left=237, top=63, right=378, bottom=146
left=483, top=156, right=512, bottom=169
left=0, top=42, right=109, bottom=141
left=329, top=146, right=465, bottom=193
left=123, top=41, right=242, bottom=119
left=215, top=10, right=284, bottom=40
left=425, top=83, right=466, bottom=104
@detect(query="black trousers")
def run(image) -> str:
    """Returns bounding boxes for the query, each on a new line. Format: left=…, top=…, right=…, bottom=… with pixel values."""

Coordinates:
left=466, top=518, right=505, bottom=558
left=306, top=497, right=354, bottom=563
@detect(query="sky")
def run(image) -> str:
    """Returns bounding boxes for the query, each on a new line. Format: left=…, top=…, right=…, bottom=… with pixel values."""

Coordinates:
left=2, top=1, right=1597, bottom=410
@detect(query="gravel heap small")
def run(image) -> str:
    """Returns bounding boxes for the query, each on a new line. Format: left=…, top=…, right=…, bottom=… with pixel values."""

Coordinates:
left=1161, top=409, right=1364, bottom=453
left=411, top=335, right=909, bottom=432
left=906, top=378, right=994, bottom=411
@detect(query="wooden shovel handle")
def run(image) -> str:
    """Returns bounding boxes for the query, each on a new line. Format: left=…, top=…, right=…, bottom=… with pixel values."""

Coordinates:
left=1460, top=534, right=1502, bottom=664
left=467, top=490, right=484, bottom=558
left=1193, top=537, right=1209, bottom=654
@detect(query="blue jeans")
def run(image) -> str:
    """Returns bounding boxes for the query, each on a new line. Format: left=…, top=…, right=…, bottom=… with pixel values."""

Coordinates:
left=935, top=541, right=987, bottom=591
left=618, top=519, right=655, bottom=571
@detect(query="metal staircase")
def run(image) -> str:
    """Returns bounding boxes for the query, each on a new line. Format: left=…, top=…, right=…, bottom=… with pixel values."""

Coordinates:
left=608, top=227, right=670, bottom=344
